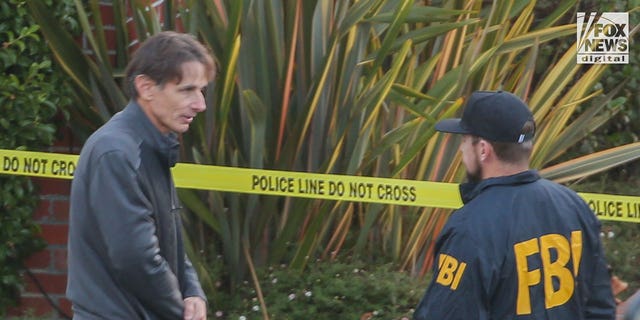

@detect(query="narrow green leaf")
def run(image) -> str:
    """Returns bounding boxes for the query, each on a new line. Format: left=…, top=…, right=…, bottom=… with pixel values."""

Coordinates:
left=367, top=6, right=473, bottom=23
left=497, top=25, right=576, bottom=54
left=178, top=189, right=220, bottom=233
left=540, top=142, right=640, bottom=183
left=26, top=1, right=92, bottom=95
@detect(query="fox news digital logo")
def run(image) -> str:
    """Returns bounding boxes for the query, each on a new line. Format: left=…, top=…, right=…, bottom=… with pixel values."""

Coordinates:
left=577, top=12, right=629, bottom=64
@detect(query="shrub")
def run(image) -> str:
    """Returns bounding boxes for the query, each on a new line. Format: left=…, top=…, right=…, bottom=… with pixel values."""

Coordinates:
left=0, top=0, right=76, bottom=314
left=212, top=259, right=427, bottom=320
left=0, top=177, right=43, bottom=313
left=601, top=221, right=640, bottom=301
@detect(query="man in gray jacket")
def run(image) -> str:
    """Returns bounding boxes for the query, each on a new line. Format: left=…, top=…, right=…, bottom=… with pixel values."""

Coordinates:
left=67, top=31, right=216, bottom=320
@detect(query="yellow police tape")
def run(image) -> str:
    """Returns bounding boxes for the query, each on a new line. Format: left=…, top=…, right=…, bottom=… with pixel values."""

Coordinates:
left=2, top=149, right=639, bottom=223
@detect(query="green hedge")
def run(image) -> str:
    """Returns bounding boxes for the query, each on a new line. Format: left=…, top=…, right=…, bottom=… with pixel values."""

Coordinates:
left=0, top=0, right=76, bottom=314
left=214, top=259, right=427, bottom=319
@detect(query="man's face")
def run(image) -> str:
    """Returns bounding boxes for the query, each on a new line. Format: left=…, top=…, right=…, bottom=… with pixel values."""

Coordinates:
left=460, top=135, right=483, bottom=183
left=146, top=61, right=209, bottom=134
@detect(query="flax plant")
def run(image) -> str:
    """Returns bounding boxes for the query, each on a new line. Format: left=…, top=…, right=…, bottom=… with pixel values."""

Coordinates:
left=28, top=0, right=640, bottom=302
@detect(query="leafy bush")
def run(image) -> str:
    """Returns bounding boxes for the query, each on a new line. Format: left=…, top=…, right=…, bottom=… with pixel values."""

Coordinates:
left=601, top=221, right=640, bottom=301
left=0, top=0, right=76, bottom=314
left=214, top=259, right=427, bottom=319
left=0, top=177, right=43, bottom=313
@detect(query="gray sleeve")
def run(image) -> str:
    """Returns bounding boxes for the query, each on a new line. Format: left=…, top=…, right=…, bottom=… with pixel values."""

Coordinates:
left=181, top=254, right=207, bottom=300
left=177, top=214, right=206, bottom=301
left=90, top=150, right=184, bottom=319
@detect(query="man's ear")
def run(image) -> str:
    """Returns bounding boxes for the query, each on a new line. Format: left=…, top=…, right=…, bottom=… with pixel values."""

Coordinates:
left=479, top=139, right=492, bottom=161
left=134, top=75, right=155, bottom=101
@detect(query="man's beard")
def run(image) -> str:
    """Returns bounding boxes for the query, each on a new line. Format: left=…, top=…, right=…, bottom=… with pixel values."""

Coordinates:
left=465, top=156, right=483, bottom=183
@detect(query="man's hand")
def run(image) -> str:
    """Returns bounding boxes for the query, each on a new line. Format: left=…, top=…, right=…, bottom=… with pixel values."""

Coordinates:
left=183, top=296, right=207, bottom=320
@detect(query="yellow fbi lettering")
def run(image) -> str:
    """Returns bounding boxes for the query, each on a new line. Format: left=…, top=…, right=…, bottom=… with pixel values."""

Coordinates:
left=514, top=231, right=583, bottom=315
left=435, top=253, right=467, bottom=290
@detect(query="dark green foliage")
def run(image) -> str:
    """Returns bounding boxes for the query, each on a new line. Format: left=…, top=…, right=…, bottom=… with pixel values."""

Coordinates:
left=601, top=220, right=640, bottom=301
left=0, top=0, right=76, bottom=314
left=0, top=2, right=67, bottom=148
left=0, top=177, right=43, bottom=313
left=216, top=259, right=427, bottom=319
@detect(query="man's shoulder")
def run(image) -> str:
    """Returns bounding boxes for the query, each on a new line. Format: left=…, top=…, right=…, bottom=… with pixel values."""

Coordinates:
left=532, top=178, right=590, bottom=210
left=81, top=119, right=142, bottom=161
left=448, top=184, right=534, bottom=232
left=477, top=176, right=581, bottom=205
left=535, top=177, right=576, bottom=193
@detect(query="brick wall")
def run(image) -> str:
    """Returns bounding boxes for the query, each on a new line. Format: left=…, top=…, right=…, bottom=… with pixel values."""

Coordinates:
left=8, top=124, right=78, bottom=319
left=10, top=1, right=170, bottom=318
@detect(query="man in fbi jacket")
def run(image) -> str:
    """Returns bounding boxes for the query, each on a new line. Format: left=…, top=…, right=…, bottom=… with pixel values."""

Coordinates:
left=413, top=91, right=615, bottom=319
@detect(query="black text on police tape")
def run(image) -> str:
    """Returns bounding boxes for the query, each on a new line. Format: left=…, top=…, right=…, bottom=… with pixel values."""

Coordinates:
left=588, top=199, right=640, bottom=220
left=3, top=156, right=75, bottom=176
left=251, top=174, right=416, bottom=202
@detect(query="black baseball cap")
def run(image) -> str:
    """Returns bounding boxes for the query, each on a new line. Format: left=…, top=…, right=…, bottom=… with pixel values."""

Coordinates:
left=434, top=90, right=535, bottom=143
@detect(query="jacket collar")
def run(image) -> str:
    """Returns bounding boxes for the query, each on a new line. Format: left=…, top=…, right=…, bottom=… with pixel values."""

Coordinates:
left=459, top=170, right=540, bottom=204
left=122, top=100, right=180, bottom=167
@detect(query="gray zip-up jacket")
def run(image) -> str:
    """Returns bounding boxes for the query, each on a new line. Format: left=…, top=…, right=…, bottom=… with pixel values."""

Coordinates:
left=67, top=101, right=205, bottom=319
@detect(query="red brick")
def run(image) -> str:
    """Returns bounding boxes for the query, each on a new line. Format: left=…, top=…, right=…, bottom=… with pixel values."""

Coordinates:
left=40, top=224, right=69, bottom=245
left=52, top=123, right=77, bottom=148
left=105, top=28, right=118, bottom=66
left=53, top=248, right=68, bottom=272
left=33, top=199, right=51, bottom=221
left=127, top=20, right=140, bottom=50
left=156, top=3, right=165, bottom=25
left=7, top=296, right=54, bottom=317
left=58, top=297, right=73, bottom=317
left=24, top=273, right=68, bottom=295
left=99, top=3, right=115, bottom=26
left=104, top=28, right=117, bottom=50
left=33, top=178, right=71, bottom=196
left=52, top=200, right=70, bottom=222
left=51, top=124, right=81, bottom=152
left=25, top=250, right=51, bottom=269
left=175, top=18, right=184, bottom=32
left=49, top=145, right=81, bottom=155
